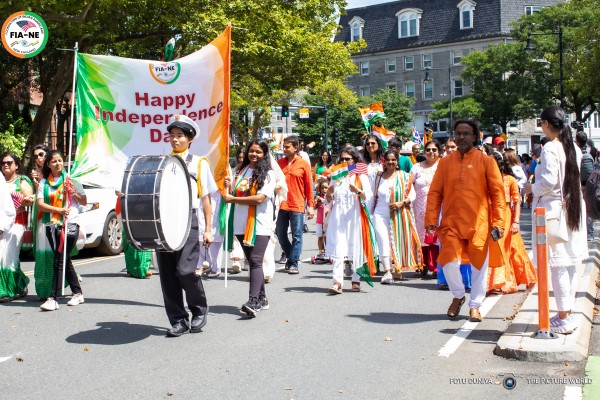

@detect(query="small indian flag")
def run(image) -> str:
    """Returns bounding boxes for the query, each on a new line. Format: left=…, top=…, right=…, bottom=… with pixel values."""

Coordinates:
left=330, top=162, right=349, bottom=181
left=358, top=101, right=386, bottom=129
left=372, top=124, right=396, bottom=150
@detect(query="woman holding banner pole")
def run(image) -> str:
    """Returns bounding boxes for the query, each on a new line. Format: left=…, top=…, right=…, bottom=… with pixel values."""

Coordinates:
left=35, top=150, right=87, bottom=311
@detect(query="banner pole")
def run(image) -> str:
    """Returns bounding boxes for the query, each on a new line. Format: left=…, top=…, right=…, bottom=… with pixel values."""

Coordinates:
left=62, top=42, right=78, bottom=297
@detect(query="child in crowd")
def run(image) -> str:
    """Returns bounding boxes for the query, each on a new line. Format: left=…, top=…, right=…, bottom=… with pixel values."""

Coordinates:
left=315, top=179, right=330, bottom=256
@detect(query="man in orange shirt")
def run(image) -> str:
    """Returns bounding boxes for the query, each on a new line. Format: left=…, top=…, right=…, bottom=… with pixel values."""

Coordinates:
left=425, top=119, right=505, bottom=322
left=276, top=136, right=315, bottom=274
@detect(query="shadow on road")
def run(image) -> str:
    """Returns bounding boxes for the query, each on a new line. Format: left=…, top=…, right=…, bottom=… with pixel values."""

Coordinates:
left=346, top=311, right=450, bottom=324
left=209, top=305, right=245, bottom=316
left=283, top=286, right=329, bottom=294
left=66, top=321, right=165, bottom=345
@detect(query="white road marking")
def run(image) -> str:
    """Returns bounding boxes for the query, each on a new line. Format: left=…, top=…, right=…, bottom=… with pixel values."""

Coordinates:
left=563, top=385, right=583, bottom=400
left=0, top=356, right=12, bottom=363
left=437, top=295, right=503, bottom=357
left=24, top=254, right=124, bottom=276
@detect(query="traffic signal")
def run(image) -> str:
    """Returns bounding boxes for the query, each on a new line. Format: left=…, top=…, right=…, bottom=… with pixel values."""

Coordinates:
left=238, top=108, right=247, bottom=123
left=281, top=105, right=289, bottom=117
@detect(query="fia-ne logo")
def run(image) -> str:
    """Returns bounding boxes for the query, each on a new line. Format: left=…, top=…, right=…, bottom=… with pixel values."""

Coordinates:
left=2, top=11, right=48, bottom=58
left=149, top=62, right=181, bottom=85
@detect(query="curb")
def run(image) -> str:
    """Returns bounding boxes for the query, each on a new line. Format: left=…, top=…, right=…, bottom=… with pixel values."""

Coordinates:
left=494, top=239, right=599, bottom=362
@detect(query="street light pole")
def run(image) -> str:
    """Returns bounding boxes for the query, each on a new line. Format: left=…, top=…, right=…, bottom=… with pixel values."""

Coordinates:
left=525, top=27, right=564, bottom=108
left=424, top=56, right=454, bottom=133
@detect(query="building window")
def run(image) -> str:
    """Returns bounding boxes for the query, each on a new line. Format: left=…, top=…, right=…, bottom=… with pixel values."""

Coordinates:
left=453, top=80, right=463, bottom=97
left=396, top=8, right=422, bottom=38
left=348, top=16, right=365, bottom=42
left=525, top=6, right=542, bottom=15
left=276, top=115, right=282, bottom=121
left=386, top=82, right=397, bottom=91
left=360, top=61, right=370, bottom=76
left=404, top=55, right=414, bottom=70
left=422, top=54, right=432, bottom=69
left=359, top=85, right=371, bottom=97
left=452, top=51, right=462, bottom=65
left=423, top=81, right=433, bottom=100
left=386, top=58, right=396, bottom=73
left=277, top=127, right=284, bottom=133
left=458, top=0, right=476, bottom=30
left=405, top=82, right=415, bottom=98
left=439, top=120, right=448, bottom=132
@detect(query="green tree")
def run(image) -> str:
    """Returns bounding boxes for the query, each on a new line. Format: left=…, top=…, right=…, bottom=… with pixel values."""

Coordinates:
left=461, top=42, right=551, bottom=133
left=293, top=88, right=414, bottom=154
left=429, top=96, right=483, bottom=122
left=513, top=0, right=599, bottom=121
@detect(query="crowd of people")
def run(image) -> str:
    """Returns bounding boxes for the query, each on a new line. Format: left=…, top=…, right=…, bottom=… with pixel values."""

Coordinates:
left=0, top=106, right=592, bottom=337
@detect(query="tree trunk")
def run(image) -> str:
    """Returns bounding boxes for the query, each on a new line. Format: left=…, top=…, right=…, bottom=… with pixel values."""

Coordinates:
left=23, top=52, right=74, bottom=170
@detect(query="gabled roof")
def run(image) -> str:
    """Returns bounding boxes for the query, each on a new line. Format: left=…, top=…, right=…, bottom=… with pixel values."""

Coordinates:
left=336, top=0, right=503, bottom=53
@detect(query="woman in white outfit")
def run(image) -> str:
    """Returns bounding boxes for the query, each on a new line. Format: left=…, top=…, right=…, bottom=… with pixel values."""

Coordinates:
left=325, top=146, right=373, bottom=293
left=527, top=105, right=588, bottom=334
left=362, top=134, right=383, bottom=187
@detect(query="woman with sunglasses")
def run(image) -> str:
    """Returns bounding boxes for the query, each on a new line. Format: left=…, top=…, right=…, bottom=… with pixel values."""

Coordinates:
left=325, top=146, right=376, bottom=293
left=362, top=134, right=384, bottom=187
left=410, top=141, right=443, bottom=279
left=35, top=150, right=87, bottom=310
left=372, top=149, right=421, bottom=284
left=30, top=145, right=50, bottom=190
left=0, top=153, right=34, bottom=302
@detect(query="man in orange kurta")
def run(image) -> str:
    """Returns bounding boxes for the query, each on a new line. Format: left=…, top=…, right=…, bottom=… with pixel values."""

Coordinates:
left=425, top=119, right=505, bottom=322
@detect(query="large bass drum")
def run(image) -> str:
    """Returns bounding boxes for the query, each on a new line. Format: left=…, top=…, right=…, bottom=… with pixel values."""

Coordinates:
left=121, top=155, right=192, bottom=251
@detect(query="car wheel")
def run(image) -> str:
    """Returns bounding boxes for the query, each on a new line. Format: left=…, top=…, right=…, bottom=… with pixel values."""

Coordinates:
left=96, top=211, right=123, bottom=256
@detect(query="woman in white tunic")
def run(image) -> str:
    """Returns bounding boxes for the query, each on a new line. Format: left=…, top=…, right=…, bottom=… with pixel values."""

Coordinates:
left=325, top=146, right=373, bottom=294
left=362, top=134, right=383, bottom=187
left=527, top=105, right=588, bottom=335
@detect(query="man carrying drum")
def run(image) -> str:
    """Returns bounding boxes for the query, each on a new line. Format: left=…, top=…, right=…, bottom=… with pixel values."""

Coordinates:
left=159, top=114, right=217, bottom=337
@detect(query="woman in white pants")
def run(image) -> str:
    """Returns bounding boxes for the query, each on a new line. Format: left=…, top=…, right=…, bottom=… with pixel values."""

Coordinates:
left=527, top=105, right=588, bottom=335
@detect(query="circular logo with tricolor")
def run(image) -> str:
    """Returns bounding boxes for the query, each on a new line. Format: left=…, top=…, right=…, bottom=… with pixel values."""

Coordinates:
left=149, top=62, right=181, bottom=84
left=2, top=11, right=48, bottom=58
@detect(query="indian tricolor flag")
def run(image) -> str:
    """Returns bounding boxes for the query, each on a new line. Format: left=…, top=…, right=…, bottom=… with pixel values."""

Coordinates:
left=358, top=101, right=386, bottom=129
left=330, top=162, right=349, bottom=181
left=372, top=124, right=396, bottom=149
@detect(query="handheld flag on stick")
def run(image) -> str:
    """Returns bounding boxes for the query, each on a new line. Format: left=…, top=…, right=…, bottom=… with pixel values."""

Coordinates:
left=163, top=37, right=176, bottom=61
left=358, top=101, right=386, bottom=129
left=348, top=162, right=368, bottom=177
left=372, top=124, right=396, bottom=150
left=412, top=127, right=422, bottom=146
left=330, top=162, right=349, bottom=181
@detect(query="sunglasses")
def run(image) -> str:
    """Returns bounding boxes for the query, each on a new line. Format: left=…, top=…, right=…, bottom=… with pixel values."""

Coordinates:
left=34, top=152, right=45, bottom=158
left=340, top=157, right=353, bottom=162
left=425, top=148, right=438, bottom=153
left=366, top=142, right=377, bottom=147
left=1, top=161, right=14, bottom=166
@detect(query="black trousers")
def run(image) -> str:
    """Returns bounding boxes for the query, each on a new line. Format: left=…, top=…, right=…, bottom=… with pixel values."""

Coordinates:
left=236, top=234, right=269, bottom=302
left=156, top=213, right=208, bottom=326
left=45, top=224, right=82, bottom=299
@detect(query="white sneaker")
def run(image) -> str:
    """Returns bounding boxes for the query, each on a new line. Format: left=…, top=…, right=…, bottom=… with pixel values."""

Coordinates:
left=264, top=275, right=272, bottom=283
left=231, top=261, right=241, bottom=274
left=67, top=293, right=85, bottom=306
left=381, top=271, right=393, bottom=285
left=40, top=298, right=59, bottom=311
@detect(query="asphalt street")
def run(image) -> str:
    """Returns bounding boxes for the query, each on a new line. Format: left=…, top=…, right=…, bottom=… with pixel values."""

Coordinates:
left=1, top=206, right=598, bottom=400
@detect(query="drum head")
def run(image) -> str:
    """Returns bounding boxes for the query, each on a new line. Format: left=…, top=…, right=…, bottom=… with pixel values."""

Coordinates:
left=159, top=156, right=192, bottom=250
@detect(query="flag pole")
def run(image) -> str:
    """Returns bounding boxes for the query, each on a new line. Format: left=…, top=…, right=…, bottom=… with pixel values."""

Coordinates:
left=62, top=42, right=78, bottom=297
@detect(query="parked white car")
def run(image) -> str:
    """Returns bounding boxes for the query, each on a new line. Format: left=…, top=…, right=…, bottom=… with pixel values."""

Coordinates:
left=77, top=186, right=123, bottom=255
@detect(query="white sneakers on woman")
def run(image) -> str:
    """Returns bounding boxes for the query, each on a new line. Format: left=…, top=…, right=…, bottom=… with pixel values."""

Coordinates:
left=40, top=294, right=85, bottom=311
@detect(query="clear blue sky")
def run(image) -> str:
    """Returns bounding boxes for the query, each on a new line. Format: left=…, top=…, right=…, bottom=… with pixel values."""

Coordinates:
left=345, top=0, right=397, bottom=10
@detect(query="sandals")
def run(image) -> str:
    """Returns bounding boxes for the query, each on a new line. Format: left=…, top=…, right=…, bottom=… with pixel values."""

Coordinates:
left=351, top=282, right=361, bottom=292
left=328, top=283, right=342, bottom=295
left=447, top=297, right=465, bottom=318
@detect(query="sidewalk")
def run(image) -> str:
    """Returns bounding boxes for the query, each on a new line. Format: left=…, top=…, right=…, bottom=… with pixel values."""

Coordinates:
left=495, top=238, right=599, bottom=362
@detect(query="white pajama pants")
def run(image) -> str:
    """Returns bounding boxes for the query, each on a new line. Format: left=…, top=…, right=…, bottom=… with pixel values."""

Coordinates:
left=550, top=265, right=578, bottom=312
left=443, top=256, right=489, bottom=309
left=332, top=257, right=360, bottom=285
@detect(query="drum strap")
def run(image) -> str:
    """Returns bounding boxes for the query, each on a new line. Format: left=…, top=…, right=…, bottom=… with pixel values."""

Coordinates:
left=185, top=154, right=197, bottom=183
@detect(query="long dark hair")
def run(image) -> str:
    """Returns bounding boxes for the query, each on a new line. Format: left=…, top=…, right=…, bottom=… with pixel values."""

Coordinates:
left=339, top=146, right=361, bottom=164
left=540, top=106, right=581, bottom=231
left=362, top=134, right=383, bottom=163
left=317, top=150, right=332, bottom=168
left=238, top=139, right=272, bottom=190
left=42, top=150, right=63, bottom=179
